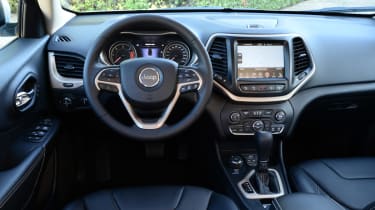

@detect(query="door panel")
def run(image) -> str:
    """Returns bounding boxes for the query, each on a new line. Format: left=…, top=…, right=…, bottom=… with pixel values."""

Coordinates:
left=0, top=36, right=49, bottom=130
left=0, top=36, right=58, bottom=209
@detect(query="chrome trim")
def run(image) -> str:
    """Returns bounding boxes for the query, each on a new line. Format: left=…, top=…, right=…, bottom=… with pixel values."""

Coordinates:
left=48, top=52, right=83, bottom=89
left=99, top=51, right=111, bottom=65
left=94, top=68, right=202, bottom=130
left=238, top=169, right=285, bottom=199
left=206, top=33, right=316, bottom=103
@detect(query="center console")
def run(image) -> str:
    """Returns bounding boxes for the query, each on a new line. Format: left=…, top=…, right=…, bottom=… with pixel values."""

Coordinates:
left=207, top=33, right=314, bottom=209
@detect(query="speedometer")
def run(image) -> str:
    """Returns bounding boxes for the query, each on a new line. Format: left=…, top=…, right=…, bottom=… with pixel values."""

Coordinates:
left=162, top=41, right=191, bottom=65
left=109, top=42, right=137, bottom=65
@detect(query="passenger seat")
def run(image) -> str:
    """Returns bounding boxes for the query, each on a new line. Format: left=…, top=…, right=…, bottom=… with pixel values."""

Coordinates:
left=290, top=157, right=375, bottom=210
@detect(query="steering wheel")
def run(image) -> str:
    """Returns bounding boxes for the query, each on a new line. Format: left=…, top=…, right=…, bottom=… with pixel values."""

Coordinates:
left=83, top=15, right=213, bottom=140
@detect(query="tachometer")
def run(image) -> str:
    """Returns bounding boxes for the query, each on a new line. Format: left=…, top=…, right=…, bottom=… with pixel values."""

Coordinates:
left=162, top=41, right=191, bottom=65
left=109, top=42, right=137, bottom=65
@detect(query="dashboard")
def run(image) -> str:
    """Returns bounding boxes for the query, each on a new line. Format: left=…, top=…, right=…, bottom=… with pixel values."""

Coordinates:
left=47, top=12, right=375, bottom=138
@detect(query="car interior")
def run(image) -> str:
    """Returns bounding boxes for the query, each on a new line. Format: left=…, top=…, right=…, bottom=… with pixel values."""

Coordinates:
left=1, top=0, right=375, bottom=209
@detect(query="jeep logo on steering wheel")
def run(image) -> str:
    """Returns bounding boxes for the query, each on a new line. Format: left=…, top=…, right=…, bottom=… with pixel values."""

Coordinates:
left=138, top=67, right=161, bottom=88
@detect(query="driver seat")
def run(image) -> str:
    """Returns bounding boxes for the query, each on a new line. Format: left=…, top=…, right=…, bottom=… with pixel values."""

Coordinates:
left=63, top=185, right=239, bottom=210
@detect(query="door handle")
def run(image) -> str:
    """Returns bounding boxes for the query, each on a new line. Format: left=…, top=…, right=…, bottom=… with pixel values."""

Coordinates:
left=14, top=74, right=37, bottom=112
left=15, top=89, right=35, bottom=108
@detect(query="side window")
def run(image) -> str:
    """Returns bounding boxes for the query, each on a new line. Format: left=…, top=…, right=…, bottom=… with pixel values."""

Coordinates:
left=0, top=0, right=17, bottom=48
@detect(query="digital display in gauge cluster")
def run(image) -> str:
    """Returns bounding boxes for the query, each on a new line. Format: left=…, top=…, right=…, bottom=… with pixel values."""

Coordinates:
left=105, top=34, right=191, bottom=66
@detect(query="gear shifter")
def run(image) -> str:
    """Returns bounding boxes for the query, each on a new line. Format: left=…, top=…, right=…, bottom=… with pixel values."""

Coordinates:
left=253, top=131, right=274, bottom=194
left=256, top=131, right=273, bottom=172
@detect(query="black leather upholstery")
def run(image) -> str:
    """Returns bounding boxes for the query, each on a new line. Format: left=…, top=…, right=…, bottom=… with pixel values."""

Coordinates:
left=290, top=158, right=375, bottom=210
left=273, top=193, right=345, bottom=210
left=63, top=186, right=238, bottom=210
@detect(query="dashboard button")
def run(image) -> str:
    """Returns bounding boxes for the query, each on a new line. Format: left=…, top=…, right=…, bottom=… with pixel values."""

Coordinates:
left=275, top=111, right=286, bottom=122
left=252, top=120, right=264, bottom=131
left=240, top=84, right=250, bottom=91
left=241, top=110, right=251, bottom=118
left=271, top=124, right=285, bottom=134
left=63, top=83, right=74, bottom=87
left=263, top=110, right=273, bottom=117
left=229, top=125, right=243, bottom=133
left=275, top=84, right=285, bottom=91
left=230, top=112, right=241, bottom=122
left=250, top=110, right=263, bottom=118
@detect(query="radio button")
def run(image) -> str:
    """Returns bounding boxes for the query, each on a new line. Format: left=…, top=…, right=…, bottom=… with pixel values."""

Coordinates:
left=275, top=84, right=286, bottom=91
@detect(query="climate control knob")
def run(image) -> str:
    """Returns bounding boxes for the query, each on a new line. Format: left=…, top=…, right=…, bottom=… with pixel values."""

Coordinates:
left=252, top=120, right=264, bottom=131
left=230, top=112, right=241, bottom=122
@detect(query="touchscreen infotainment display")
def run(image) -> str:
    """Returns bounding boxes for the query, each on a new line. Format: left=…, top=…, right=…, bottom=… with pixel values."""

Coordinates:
left=237, top=42, right=285, bottom=79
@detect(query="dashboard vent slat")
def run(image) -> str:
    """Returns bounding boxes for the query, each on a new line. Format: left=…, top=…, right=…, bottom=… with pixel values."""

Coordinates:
left=293, top=37, right=311, bottom=76
left=208, top=38, right=228, bottom=77
left=55, top=55, right=84, bottom=79
left=55, top=35, right=71, bottom=42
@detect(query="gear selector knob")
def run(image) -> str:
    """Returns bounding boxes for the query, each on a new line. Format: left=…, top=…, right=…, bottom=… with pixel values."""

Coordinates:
left=255, top=131, right=273, bottom=172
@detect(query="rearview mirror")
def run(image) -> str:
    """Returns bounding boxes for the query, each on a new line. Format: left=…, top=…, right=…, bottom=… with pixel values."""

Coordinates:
left=0, top=0, right=11, bottom=27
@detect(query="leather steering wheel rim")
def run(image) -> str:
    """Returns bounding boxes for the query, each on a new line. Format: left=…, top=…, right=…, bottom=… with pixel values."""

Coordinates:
left=83, top=14, right=213, bottom=140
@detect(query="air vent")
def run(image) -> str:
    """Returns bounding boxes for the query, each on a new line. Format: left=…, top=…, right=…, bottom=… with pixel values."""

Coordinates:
left=209, top=38, right=228, bottom=77
left=55, top=35, right=71, bottom=42
left=55, top=54, right=84, bottom=79
left=293, top=37, right=311, bottom=76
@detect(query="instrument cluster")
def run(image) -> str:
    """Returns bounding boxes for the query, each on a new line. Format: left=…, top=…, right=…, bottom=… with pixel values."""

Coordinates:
left=101, top=32, right=192, bottom=66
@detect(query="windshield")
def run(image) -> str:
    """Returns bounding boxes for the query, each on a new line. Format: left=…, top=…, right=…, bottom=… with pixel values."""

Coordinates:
left=61, top=0, right=375, bottom=13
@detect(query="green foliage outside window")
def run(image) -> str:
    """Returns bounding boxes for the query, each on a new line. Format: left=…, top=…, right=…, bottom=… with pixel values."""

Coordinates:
left=7, top=0, right=301, bottom=13
left=61, top=0, right=301, bottom=12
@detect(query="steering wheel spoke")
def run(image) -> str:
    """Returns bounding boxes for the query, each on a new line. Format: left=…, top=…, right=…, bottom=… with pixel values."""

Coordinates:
left=117, top=88, right=180, bottom=130
left=177, top=67, right=203, bottom=94
left=95, top=67, right=121, bottom=93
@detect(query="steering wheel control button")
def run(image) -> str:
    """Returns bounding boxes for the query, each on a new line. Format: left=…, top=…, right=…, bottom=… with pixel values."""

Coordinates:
left=98, top=69, right=120, bottom=83
left=275, top=111, right=286, bottom=122
left=230, top=112, right=241, bottom=122
left=98, top=83, right=118, bottom=93
left=252, top=120, right=264, bottom=131
left=178, top=69, right=199, bottom=83
left=180, top=83, right=199, bottom=93
left=138, top=67, right=161, bottom=88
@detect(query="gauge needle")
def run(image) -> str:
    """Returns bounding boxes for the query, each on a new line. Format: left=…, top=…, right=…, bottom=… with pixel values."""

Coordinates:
left=114, top=56, right=122, bottom=64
